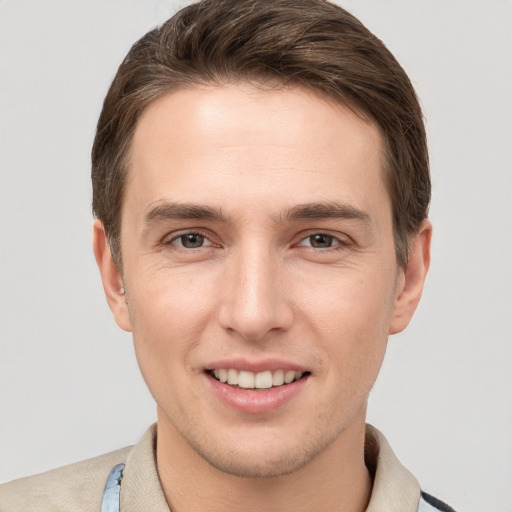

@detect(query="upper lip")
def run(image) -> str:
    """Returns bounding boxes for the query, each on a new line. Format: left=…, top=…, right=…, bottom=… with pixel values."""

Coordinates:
left=205, top=358, right=309, bottom=374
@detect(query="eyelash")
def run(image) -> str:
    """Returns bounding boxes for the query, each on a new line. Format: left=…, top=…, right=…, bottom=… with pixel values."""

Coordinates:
left=296, top=232, right=350, bottom=251
left=162, top=230, right=350, bottom=252
left=163, top=230, right=214, bottom=249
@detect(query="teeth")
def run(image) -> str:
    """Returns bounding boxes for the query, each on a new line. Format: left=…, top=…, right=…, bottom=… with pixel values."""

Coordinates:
left=284, top=370, right=296, bottom=384
left=227, top=369, right=238, bottom=385
left=272, top=369, right=284, bottom=386
left=211, top=368, right=305, bottom=389
left=238, top=371, right=255, bottom=389
left=254, top=370, right=272, bottom=389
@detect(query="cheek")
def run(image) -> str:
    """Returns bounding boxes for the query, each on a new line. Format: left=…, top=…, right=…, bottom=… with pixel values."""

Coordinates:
left=299, top=266, right=395, bottom=372
left=303, top=264, right=396, bottom=327
left=126, top=269, right=217, bottom=369
left=127, top=274, right=216, bottom=413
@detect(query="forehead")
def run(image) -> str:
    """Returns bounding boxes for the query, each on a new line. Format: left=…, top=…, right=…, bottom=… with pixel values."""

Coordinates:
left=126, top=83, right=388, bottom=217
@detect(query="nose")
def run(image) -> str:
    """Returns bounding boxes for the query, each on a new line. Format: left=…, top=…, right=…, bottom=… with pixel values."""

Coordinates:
left=217, top=245, right=294, bottom=341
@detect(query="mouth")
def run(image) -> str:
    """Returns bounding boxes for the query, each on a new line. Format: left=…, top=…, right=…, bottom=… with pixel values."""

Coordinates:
left=207, top=368, right=310, bottom=391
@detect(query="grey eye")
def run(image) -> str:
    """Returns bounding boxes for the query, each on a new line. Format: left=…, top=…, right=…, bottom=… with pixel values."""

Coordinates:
left=179, top=233, right=206, bottom=248
left=308, top=234, right=335, bottom=248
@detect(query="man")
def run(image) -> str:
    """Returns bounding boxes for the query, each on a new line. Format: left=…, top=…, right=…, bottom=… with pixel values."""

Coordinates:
left=0, top=0, right=456, bottom=511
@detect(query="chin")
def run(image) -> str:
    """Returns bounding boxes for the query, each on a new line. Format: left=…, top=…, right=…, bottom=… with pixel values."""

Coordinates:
left=195, top=445, right=317, bottom=479
left=181, top=423, right=345, bottom=479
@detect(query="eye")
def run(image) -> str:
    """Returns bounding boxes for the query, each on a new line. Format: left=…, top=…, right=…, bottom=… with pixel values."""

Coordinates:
left=169, top=232, right=211, bottom=249
left=298, top=233, right=341, bottom=249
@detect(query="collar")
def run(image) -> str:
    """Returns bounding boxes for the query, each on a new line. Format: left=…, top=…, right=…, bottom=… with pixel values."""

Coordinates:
left=364, top=424, right=421, bottom=512
left=118, top=424, right=421, bottom=512
left=119, top=425, right=170, bottom=512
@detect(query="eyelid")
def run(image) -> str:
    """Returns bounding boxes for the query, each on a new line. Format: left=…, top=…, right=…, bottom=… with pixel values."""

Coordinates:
left=160, top=228, right=351, bottom=250
left=162, top=229, right=215, bottom=247
left=295, top=230, right=351, bottom=248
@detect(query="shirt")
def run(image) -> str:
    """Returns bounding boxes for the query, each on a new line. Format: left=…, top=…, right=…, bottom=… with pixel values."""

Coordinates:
left=0, top=424, right=455, bottom=511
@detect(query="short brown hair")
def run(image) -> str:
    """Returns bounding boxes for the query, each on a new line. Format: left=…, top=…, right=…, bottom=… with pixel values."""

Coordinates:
left=92, top=0, right=430, bottom=269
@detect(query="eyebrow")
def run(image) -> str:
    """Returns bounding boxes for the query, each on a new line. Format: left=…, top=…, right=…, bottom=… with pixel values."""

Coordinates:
left=144, top=202, right=229, bottom=225
left=143, top=200, right=371, bottom=228
left=281, top=202, right=371, bottom=225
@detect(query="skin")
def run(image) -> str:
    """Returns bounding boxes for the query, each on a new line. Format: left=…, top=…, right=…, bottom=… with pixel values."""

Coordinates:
left=94, top=83, right=431, bottom=512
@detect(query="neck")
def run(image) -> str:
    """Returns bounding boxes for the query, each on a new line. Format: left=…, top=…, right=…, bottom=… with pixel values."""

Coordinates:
left=156, top=408, right=372, bottom=512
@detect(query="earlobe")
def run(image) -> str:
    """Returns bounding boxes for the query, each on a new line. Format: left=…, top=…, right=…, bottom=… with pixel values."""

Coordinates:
left=389, top=219, right=432, bottom=335
left=92, top=219, right=132, bottom=332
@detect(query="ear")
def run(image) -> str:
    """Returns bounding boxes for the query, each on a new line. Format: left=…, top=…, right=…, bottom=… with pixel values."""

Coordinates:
left=389, top=219, right=432, bottom=335
left=92, top=219, right=132, bottom=332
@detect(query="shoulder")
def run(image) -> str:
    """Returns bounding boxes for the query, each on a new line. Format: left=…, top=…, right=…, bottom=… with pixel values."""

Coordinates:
left=0, top=446, right=131, bottom=512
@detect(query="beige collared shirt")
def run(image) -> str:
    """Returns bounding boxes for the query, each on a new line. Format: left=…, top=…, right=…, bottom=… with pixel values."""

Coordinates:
left=0, top=424, right=421, bottom=511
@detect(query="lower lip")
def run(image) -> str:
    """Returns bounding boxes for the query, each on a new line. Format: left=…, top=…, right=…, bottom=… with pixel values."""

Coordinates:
left=204, top=373, right=309, bottom=414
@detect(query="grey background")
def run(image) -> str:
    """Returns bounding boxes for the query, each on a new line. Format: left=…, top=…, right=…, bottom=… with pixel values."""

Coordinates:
left=1, top=1, right=511, bottom=510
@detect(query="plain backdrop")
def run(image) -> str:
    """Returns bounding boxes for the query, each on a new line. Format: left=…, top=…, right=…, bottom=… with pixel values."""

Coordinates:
left=1, top=1, right=511, bottom=511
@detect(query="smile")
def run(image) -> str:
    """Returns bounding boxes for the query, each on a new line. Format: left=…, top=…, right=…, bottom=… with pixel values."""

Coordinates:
left=209, top=369, right=307, bottom=390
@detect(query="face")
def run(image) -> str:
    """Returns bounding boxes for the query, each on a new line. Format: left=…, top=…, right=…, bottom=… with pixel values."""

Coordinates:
left=95, top=83, right=429, bottom=478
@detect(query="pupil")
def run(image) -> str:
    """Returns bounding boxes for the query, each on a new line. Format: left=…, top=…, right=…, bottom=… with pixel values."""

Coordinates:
left=311, top=234, right=333, bottom=248
left=182, top=234, right=204, bottom=248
